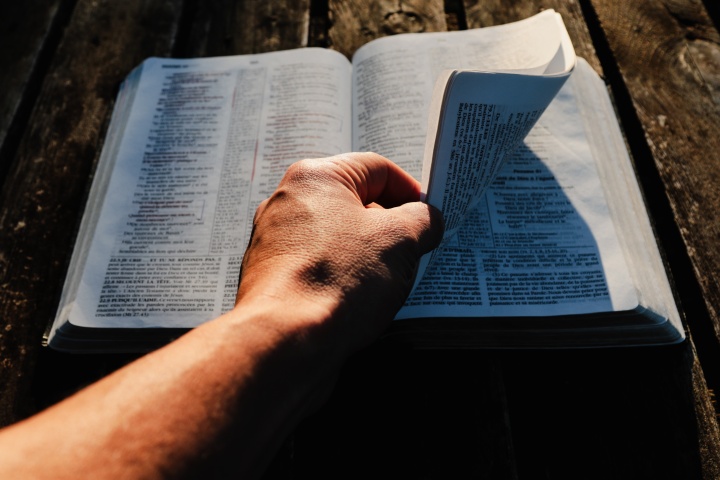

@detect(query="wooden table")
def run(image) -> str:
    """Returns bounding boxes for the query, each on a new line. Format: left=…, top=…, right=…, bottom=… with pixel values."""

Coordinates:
left=2, top=0, right=720, bottom=477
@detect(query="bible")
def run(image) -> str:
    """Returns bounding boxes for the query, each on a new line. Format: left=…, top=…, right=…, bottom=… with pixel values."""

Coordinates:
left=47, top=10, right=684, bottom=351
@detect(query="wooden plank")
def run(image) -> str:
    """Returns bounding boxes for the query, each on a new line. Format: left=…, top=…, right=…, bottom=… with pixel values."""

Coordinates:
left=0, top=0, right=186, bottom=427
left=308, top=0, right=331, bottom=47
left=0, top=0, right=65, bottom=182
left=587, top=0, right=720, bottom=343
left=583, top=0, right=720, bottom=475
left=181, top=0, right=312, bottom=57
left=328, top=0, right=447, bottom=58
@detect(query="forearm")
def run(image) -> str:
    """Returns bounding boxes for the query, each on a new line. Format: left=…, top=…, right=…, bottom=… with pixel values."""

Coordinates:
left=0, top=153, right=443, bottom=479
left=0, top=296, right=343, bottom=479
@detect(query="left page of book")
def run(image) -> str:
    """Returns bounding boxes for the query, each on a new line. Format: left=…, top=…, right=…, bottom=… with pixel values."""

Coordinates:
left=54, top=48, right=352, bottom=330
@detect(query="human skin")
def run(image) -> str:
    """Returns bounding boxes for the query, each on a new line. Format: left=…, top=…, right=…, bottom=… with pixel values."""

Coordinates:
left=0, top=152, right=443, bottom=479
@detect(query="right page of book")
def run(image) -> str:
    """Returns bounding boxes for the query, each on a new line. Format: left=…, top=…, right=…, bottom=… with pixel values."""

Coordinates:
left=401, top=61, right=639, bottom=318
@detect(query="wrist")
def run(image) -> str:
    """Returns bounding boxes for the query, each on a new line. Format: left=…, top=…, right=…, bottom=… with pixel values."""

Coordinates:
left=235, top=253, right=401, bottom=353
left=224, top=291, right=348, bottom=370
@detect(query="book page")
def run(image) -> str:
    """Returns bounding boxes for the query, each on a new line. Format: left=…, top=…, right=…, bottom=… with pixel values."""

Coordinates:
left=422, top=71, right=571, bottom=238
left=351, top=9, right=569, bottom=178
left=65, top=48, right=352, bottom=329
left=396, top=69, right=638, bottom=319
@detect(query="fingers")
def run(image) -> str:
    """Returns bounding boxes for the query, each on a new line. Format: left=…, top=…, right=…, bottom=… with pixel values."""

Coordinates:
left=276, top=152, right=444, bottom=254
left=338, top=152, right=444, bottom=252
left=286, top=153, right=422, bottom=208
left=341, top=152, right=422, bottom=207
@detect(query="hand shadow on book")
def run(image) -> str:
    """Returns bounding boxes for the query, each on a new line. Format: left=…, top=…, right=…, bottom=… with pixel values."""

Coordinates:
left=409, top=144, right=612, bottom=317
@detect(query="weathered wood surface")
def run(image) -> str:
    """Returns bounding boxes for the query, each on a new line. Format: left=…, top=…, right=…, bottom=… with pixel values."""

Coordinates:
left=181, top=0, right=312, bottom=57
left=328, top=0, right=447, bottom=58
left=0, top=0, right=719, bottom=478
left=587, top=0, right=720, bottom=349
left=0, top=0, right=186, bottom=426
left=587, top=0, right=720, bottom=475
left=0, top=0, right=64, bottom=182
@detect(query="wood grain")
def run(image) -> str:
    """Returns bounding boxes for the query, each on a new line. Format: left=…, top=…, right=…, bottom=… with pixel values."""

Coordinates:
left=328, top=0, right=447, bottom=58
left=0, top=0, right=64, bottom=180
left=181, top=0, right=312, bottom=57
left=588, top=0, right=720, bottom=338
left=0, top=0, right=185, bottom=426
left=690, top=342, right=720, bottom=479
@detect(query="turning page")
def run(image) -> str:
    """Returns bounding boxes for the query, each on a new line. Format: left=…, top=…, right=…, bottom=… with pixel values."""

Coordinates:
left=351, top=9, right=573, bottom=179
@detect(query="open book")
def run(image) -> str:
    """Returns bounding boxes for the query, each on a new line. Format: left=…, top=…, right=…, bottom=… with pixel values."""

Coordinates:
left=47, top=10, right=684, bottom=351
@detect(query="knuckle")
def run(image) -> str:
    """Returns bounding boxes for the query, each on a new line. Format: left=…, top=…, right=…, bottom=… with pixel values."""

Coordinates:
left=285, top=158, right=329, bottom=181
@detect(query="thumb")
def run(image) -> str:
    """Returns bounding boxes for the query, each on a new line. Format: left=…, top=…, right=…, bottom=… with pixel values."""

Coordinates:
left=388, top=201, right=445, bottom=255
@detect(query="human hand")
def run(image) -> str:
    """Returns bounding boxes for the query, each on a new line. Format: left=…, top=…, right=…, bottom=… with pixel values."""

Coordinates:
left=236, top=152, right=443, bottom=354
